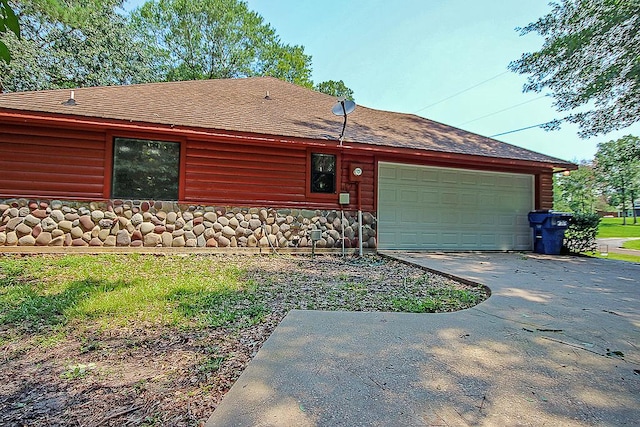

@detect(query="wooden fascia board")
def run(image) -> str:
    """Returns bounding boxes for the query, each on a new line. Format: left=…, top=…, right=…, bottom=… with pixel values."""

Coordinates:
left=338, top=141, right=576, bottom=173
left=0, top=109, right=338, bottom=150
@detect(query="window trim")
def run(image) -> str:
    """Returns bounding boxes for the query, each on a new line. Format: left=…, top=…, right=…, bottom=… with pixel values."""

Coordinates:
left=105, top=132, right=186, bottom=201
left=305, top=148, right=341, bottom=201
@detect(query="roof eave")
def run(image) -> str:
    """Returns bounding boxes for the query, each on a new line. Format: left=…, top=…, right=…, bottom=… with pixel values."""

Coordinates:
left=0, top=108, right=576, bottom=171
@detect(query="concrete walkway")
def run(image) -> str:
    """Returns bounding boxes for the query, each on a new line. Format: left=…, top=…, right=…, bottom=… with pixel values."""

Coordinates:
left=206, top=252, right=640, bottom=426
left=596, top=238, right=640, bottom=257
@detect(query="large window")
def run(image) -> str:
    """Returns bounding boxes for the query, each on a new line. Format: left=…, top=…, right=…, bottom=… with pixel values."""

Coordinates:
left=112, top=137, right=180, bottom=200
left=311, top=153, right=336, bottom=193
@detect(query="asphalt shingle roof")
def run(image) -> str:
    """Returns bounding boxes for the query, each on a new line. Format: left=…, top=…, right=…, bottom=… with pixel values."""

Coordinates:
left=0, top=76, right=571, bottom=167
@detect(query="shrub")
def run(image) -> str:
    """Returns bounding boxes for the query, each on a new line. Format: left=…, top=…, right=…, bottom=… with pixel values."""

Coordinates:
left=563, top=212, right=601, bottom=253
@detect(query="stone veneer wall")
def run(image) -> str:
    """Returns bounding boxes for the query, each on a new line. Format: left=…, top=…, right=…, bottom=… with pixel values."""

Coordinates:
left=0, top=199, right=377, bottom=249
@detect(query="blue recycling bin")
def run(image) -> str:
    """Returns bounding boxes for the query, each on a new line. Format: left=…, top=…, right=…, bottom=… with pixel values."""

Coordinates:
left=528, top=211, right=572, bottom=255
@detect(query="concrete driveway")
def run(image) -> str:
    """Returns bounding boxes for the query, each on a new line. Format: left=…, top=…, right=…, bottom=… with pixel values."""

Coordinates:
left=206, top=252, right=640, bottom=426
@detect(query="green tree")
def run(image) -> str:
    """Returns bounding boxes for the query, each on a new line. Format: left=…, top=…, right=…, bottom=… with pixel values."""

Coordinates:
left=0, top=0, right=158, bottom=92
left=509, top=0, right=640, bottom=137
left=554, top=161, right=599, bottom=213
left=258, top=43, right=313, bottom=88
left=131, top=0, right=313, bottom=85
left=315, top=79, right=355, bottom=100
left=22, top=0, right=99, bottom=25
left=0, top=0, right=20, bottom=63
left=594, top=135, right=640, bottom=224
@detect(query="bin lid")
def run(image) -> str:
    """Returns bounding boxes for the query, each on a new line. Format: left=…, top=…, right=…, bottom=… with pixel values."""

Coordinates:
left=528, top=210, right=573, bottom=225
left=528, top=211, right=552, bottom=223
left=548, top=212, right=573, bottom=219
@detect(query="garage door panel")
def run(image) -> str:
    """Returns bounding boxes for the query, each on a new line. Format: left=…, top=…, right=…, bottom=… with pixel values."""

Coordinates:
left=441, top=171, right=458, bottom=184
left=418, top=233, right=440, bottom=249
left=400, top=189, right=419, bottom=203
left=498, top=234, right=512, bottom=243
left=461, top=234, right=478, bottom=245
left=459, top=192, right=478, bottom=206
left=420, top=190, right=439, bottom=204
left=513, top=176, right=531, bottom=188
left=478, top=213, right=494, bottom=225
left=441, top=233, right=460, bottom=245
left=422, top=211, right=439, bottom=223
left=461, top=212, right=477, bottom=225
left=401, top=208, right=421, bottom=223
left=516, top=234, right=531, bottom=247
left=378, top=162, right=533, bottom=250
left=378, top=206, right=397, bottom=222
left=499, top=214, right=516, bottom=226
left=398, top=232, right=418, bottom=245
left=480, top=192, right=498, bottom=206
left=460, top=172, right=478, bottom=185
left=496, top=195, right=513, bottom=210
left=441, top=192, right=458, bottom=205
left=479, top=175, right=496, bottom=186
left=420, top=169, right=439, bottom=182
left=400, top=168, right=419, bottom=181
left=497, top=176, right=515, bottom=187
left=442, top=212, right=460, bottom=224
left=379, top=188, right=397, bottom=202
left=481, top=234, right=498, bottom=246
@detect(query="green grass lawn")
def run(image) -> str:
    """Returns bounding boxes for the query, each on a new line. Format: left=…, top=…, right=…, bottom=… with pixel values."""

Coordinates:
left=0, top=254, right=485, bottom=333
left=0, top=253, right=252, bottom=330
left=622, top=239, right=640, bottom=250
left=597, top=217, right=640, bottom=238
left=588, top=252, right=640, bottom=263
left=579, top=217, right=640, bottom=263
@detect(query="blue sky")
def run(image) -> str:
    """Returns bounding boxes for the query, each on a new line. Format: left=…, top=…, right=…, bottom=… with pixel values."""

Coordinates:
left=124, top=0, right=640, bottom=163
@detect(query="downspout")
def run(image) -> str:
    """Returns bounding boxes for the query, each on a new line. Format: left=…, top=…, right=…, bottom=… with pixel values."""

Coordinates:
left=341, top=209, right=345, bottom=257
left=357, top=181, right=363, bottom=257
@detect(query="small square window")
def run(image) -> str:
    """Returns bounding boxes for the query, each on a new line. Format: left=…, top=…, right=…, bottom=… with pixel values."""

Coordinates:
left=311, top=153, right=336, bottom=193
left=112, top=138, right=180, bottom=200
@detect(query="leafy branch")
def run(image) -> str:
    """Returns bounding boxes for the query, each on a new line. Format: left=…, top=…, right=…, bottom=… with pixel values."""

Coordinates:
left=0, top=0, right=20, bottom=63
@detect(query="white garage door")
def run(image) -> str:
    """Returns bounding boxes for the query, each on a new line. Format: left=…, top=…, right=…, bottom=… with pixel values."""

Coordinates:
left=377, top=162, right=533, bottom=250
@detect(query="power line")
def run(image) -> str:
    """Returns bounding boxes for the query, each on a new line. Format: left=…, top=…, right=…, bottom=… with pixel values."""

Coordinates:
left=489, top=121, right=557, bottom=138
left=458, top=95, right=546, bottom=126
left=413, top=70, right=510, bottom=114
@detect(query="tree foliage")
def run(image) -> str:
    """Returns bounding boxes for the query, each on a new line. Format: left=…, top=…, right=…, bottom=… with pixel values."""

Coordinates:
left=594, top=135, right=640, bottom=224
left=315, top=79, right=355, bottom=100
left=1, top=0, right=355, bottom=98
left=131, top=0, right=313, bottom=86
left=509, top=0, right=640, bottom=137
left=553, top=161, right=600, bottom=213
left=0, top=0, right=158, bottom=92
left=0, top=0, right=20, bottom=63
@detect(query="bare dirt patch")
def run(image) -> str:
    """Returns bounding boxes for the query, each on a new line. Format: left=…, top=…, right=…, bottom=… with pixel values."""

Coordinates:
left=0, top=254, right=487, bottom=426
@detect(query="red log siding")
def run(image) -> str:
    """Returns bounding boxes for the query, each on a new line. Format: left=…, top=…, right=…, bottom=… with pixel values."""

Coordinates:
left=0, top=117, right=558, bottom=213
left=340, top=152, right=375, bottom=212
left=0, top=123, right=106, bottom=199
left=536, top=172, right=554, bottom=210
left=184, top=139, right=309, bottom=206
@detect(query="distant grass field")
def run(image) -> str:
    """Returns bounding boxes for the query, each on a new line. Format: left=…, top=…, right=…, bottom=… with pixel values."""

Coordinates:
left=597, top=217, right=640, bottom=238
left=622, top=239, right=640, bottom=250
